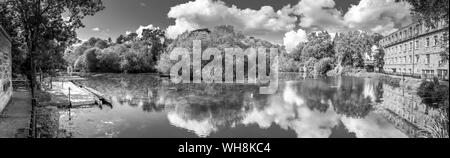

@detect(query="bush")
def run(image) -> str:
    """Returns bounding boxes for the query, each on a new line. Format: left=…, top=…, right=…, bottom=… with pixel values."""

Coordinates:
left=74, top=55, right=86, bottom=71
left=97, top=49, right=122, bottom=73
left=314, top=57, right=334, bottom=76
left=95, top=40, right=108, bottom=49
left=417, top=77, right=449, bottom=110
left=303, top=57, right=318, bottom=75
left=156, top=52, right=175, bottom=74
left=378, top=75, right=401, bottom=88
left=84, top=48, right=100, bottom=72
left=279, top=56, right=300, bottom=72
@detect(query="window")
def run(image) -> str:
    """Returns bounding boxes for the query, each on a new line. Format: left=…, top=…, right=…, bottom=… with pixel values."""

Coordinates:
left=426, top=54, right=430, bottom=65
left=404, top=43, right=407, bottom=52
left=434, top=35, right=439, bottom=46
left=415, top=40, right=419, bottom=49
left=415, top=24, right=420, bottom=35
left=416, top=55, right=420, bottom=63
left=426, top=38, right=430, bottom=47
left=409, top=55, right=412, bottom=63
left=409, top=27, right=413, bottom=37
left=399, top=45, right=402, bottom=53
left=410, top=42, right=413, bottom=51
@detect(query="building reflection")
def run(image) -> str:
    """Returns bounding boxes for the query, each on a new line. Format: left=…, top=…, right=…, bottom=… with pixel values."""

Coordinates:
left=376, top=84, right=440, bottom=137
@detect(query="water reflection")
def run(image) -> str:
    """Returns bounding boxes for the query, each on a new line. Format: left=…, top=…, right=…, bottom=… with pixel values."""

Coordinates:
left=65, top=74, right=407, bottom=138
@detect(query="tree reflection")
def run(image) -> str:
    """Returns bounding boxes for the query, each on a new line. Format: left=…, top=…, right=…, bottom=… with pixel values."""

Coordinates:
left=77, top=74, right=388, bottom=137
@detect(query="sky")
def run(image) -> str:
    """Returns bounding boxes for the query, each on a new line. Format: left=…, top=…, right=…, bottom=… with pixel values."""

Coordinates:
left=76, top=0, right=413, bottom=52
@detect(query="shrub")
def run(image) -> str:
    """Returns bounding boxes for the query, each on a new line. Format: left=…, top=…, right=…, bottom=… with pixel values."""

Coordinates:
left=303, top=57, right=318, bottom=75
left=95, top=40, right=108, bottom=49
left=417, top=77, right=449, bottom=110
left=97, top=49, right=122, bottom=73
left=279, top=56, right=300, bottom=72
left=84, top=48, right=100, bottom=72
left=156, top=52, right=174, bottom=74
left=74, top=55, right=86, bottom=71
left=121, top=52, right=140, bottom=73
left=314, top=57, right=334, bottom=76
left=378, top=75, right=401, bottom=88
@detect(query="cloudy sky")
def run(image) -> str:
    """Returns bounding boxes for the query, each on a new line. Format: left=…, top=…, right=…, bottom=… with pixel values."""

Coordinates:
left=77, top=0, right=413, bottom=52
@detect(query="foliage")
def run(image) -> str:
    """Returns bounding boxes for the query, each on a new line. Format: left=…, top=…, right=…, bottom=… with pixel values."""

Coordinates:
left=303, top=58, right=318, bottom=75
left=158, top=25, right=283, bottom=77
left=334, top=31, right=381, bottom=68
left=279, top=52, right=301, bottom=72
left=97, top=46, right=123, bottom=73
left=74, top=55, right=86, bottom=71
left=84, top=48, right=100, bottom=72
left=64, top=26, right=166, bottom=73
left=417, top=77, right=449, bottom=111
left=300, top=31, right=334, bottom=62
left=314, top=57, right=334, bottom=76
left=95, top=40, right=108, bottom=49
left=0, top=0, right=105, bottom=76
left=378, top=75, right=401, bottom=88
left=373, top=47, right=385, bottom=71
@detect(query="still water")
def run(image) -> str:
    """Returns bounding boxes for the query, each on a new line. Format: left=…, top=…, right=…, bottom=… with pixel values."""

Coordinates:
left=59, top=74, right=408, bottom=138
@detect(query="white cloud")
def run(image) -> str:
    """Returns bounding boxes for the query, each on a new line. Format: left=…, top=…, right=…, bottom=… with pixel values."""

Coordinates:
left=135, top=24, right=159, bottom=38
left=343, top=0, right=412, bottom=35
left=92, top=27, right=101, bottom=32
left=166, top=0, right=298, bottom=42
left=293, top=0, right=346, bottom=32
left=242, top=82, right=340, bottom=138
left=341, top=114, right=408, bottom=138
left=283, top=29, right=308, bottom=53
left=167, top=112, right=217, bottom=138
left=165, top=0, right=413, bottom=49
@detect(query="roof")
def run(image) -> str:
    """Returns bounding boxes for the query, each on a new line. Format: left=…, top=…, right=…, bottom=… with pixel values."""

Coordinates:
left=0, top=25, right=11, bottom=42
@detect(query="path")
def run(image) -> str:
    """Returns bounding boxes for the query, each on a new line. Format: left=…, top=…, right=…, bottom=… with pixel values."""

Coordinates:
left=0, top=87, right=31, bottom=138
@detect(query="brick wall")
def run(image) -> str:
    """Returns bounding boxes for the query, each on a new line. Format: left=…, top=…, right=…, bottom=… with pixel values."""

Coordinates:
left=0, top=26, right=12, bottom=113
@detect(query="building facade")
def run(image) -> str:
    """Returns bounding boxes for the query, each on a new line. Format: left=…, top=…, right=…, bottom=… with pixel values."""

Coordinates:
left=0, top=25, right=12, bottom=113
left=379, top=20, right=449, bottom=80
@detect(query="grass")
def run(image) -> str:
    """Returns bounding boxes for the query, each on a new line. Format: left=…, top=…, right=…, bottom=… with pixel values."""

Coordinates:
left=418, top=111, right=449, bottom=138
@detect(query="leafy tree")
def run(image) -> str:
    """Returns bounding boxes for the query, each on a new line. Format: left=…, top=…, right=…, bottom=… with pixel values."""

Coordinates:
left=0, top=0, right=104, bottom=97
left=289, top=42, right=306, bottom=61
left=84, top=48, right=100, bottom=72
left=141, top=28, right=167, bottom=62
left=94, top=39, right=108, bottom=49
left=334, top=31, right=378, bottom=68
left=116, top=35, right=125, bottom=44
left=300, top=31, right=334, bottom=62
left=314, top=57, right=334, bottom=76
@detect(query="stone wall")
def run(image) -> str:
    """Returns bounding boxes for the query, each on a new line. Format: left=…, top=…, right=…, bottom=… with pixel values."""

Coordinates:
left=0, top=26, right=12, bottom=113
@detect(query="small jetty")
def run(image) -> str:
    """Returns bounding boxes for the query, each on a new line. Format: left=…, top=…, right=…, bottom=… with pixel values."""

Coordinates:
left=48, top=76, right=111, bottom=107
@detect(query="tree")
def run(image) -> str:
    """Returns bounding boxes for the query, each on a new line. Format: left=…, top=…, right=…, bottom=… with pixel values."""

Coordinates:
left=141, top=28, right=167, bottom=61
left=0, top=0, right=104, bottom=99
left=289, top=42, right=306, bottom=61
left=300, top=31, right=334, bottom=62
left=94, top=39, right=108, bottom=49
left=116, top=35, right=125, bottom=44
left=334, top=31, right=378, bottom=68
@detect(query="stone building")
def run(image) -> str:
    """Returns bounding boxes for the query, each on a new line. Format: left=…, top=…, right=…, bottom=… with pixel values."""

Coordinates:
left=379, top=20, right=449, bottom=80
left=0, top=25, right=12, bottom=113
